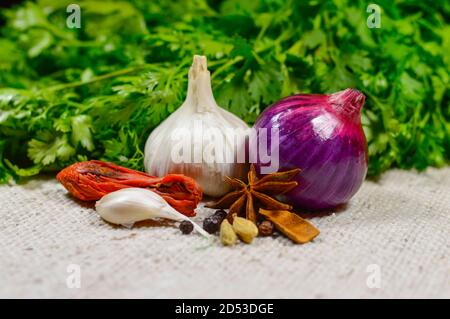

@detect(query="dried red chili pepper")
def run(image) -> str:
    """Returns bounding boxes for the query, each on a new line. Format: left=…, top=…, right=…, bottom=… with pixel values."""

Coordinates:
left=56, top=160, right=202, bottom=217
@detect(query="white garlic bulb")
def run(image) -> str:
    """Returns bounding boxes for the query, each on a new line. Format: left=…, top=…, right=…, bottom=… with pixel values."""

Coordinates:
left=144, top=55, right=249, bottom=197
left=95, top=188, right=209, bottom=237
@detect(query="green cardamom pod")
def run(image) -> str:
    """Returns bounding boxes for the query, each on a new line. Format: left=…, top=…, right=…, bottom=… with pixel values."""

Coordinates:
left=220, top=219, right=237, bottom=246
left=232, top=217, right=258, bottom=244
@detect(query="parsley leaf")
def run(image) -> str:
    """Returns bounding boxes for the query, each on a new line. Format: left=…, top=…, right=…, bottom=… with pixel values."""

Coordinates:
left=0, top=0, right=448, bottom=182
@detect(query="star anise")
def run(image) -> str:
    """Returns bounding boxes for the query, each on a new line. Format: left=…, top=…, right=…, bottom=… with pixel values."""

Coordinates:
left=206, top=165, right=300, bottom=223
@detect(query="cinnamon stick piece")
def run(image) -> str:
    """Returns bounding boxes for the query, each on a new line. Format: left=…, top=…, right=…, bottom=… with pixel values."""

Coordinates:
left=259, top=208, right=320, bottom=244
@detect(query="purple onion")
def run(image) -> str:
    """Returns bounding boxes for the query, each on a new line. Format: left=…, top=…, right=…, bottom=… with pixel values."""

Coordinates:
left=254, top=89, right=368, bottom=210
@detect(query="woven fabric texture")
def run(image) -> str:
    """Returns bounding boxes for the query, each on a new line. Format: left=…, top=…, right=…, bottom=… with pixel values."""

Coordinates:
left=0, top=167, right=449, bottom=298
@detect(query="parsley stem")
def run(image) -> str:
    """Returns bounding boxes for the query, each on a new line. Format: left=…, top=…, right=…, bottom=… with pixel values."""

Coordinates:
left=211, top=35, right=291, bottom=80
left=45, top=65, right=152, bottom=92
left=211, top=56, right=244, bottom=80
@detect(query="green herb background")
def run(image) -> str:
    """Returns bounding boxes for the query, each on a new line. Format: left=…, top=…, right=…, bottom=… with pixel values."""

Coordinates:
left=0, top=0, right=448, bottom=182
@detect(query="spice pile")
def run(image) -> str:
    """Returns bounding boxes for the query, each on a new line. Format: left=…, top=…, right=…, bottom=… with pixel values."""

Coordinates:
left=58, top=160, right=320, bottom=245
left=205, top=164, right=320, bottom=245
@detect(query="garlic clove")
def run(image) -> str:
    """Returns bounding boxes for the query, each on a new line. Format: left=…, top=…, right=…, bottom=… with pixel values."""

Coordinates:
left=95, top=188, right=209, bottom=237
left=95, top=188, right=164, bottom=225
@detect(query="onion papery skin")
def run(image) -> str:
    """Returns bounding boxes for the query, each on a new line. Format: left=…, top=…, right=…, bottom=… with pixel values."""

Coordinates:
left=254, top=89, right=368, bottom=210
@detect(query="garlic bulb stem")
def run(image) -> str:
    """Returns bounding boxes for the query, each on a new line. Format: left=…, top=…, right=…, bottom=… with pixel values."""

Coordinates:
left=186, top=55, right=217, bottom=113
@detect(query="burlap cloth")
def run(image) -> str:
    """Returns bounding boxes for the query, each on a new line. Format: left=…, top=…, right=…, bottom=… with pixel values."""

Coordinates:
left=0, top=167, right=448, bottom=299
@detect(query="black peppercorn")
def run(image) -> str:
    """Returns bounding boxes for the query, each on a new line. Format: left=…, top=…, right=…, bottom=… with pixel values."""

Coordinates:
left=258, top=220, right=274, bottom=236
left=179, top=220, right=194, bottom=234
left=213, top=209, right=227, bottom=220
left=203, top=216, right=220, bottom=234
left=203, top=210, right=228, bottom=234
